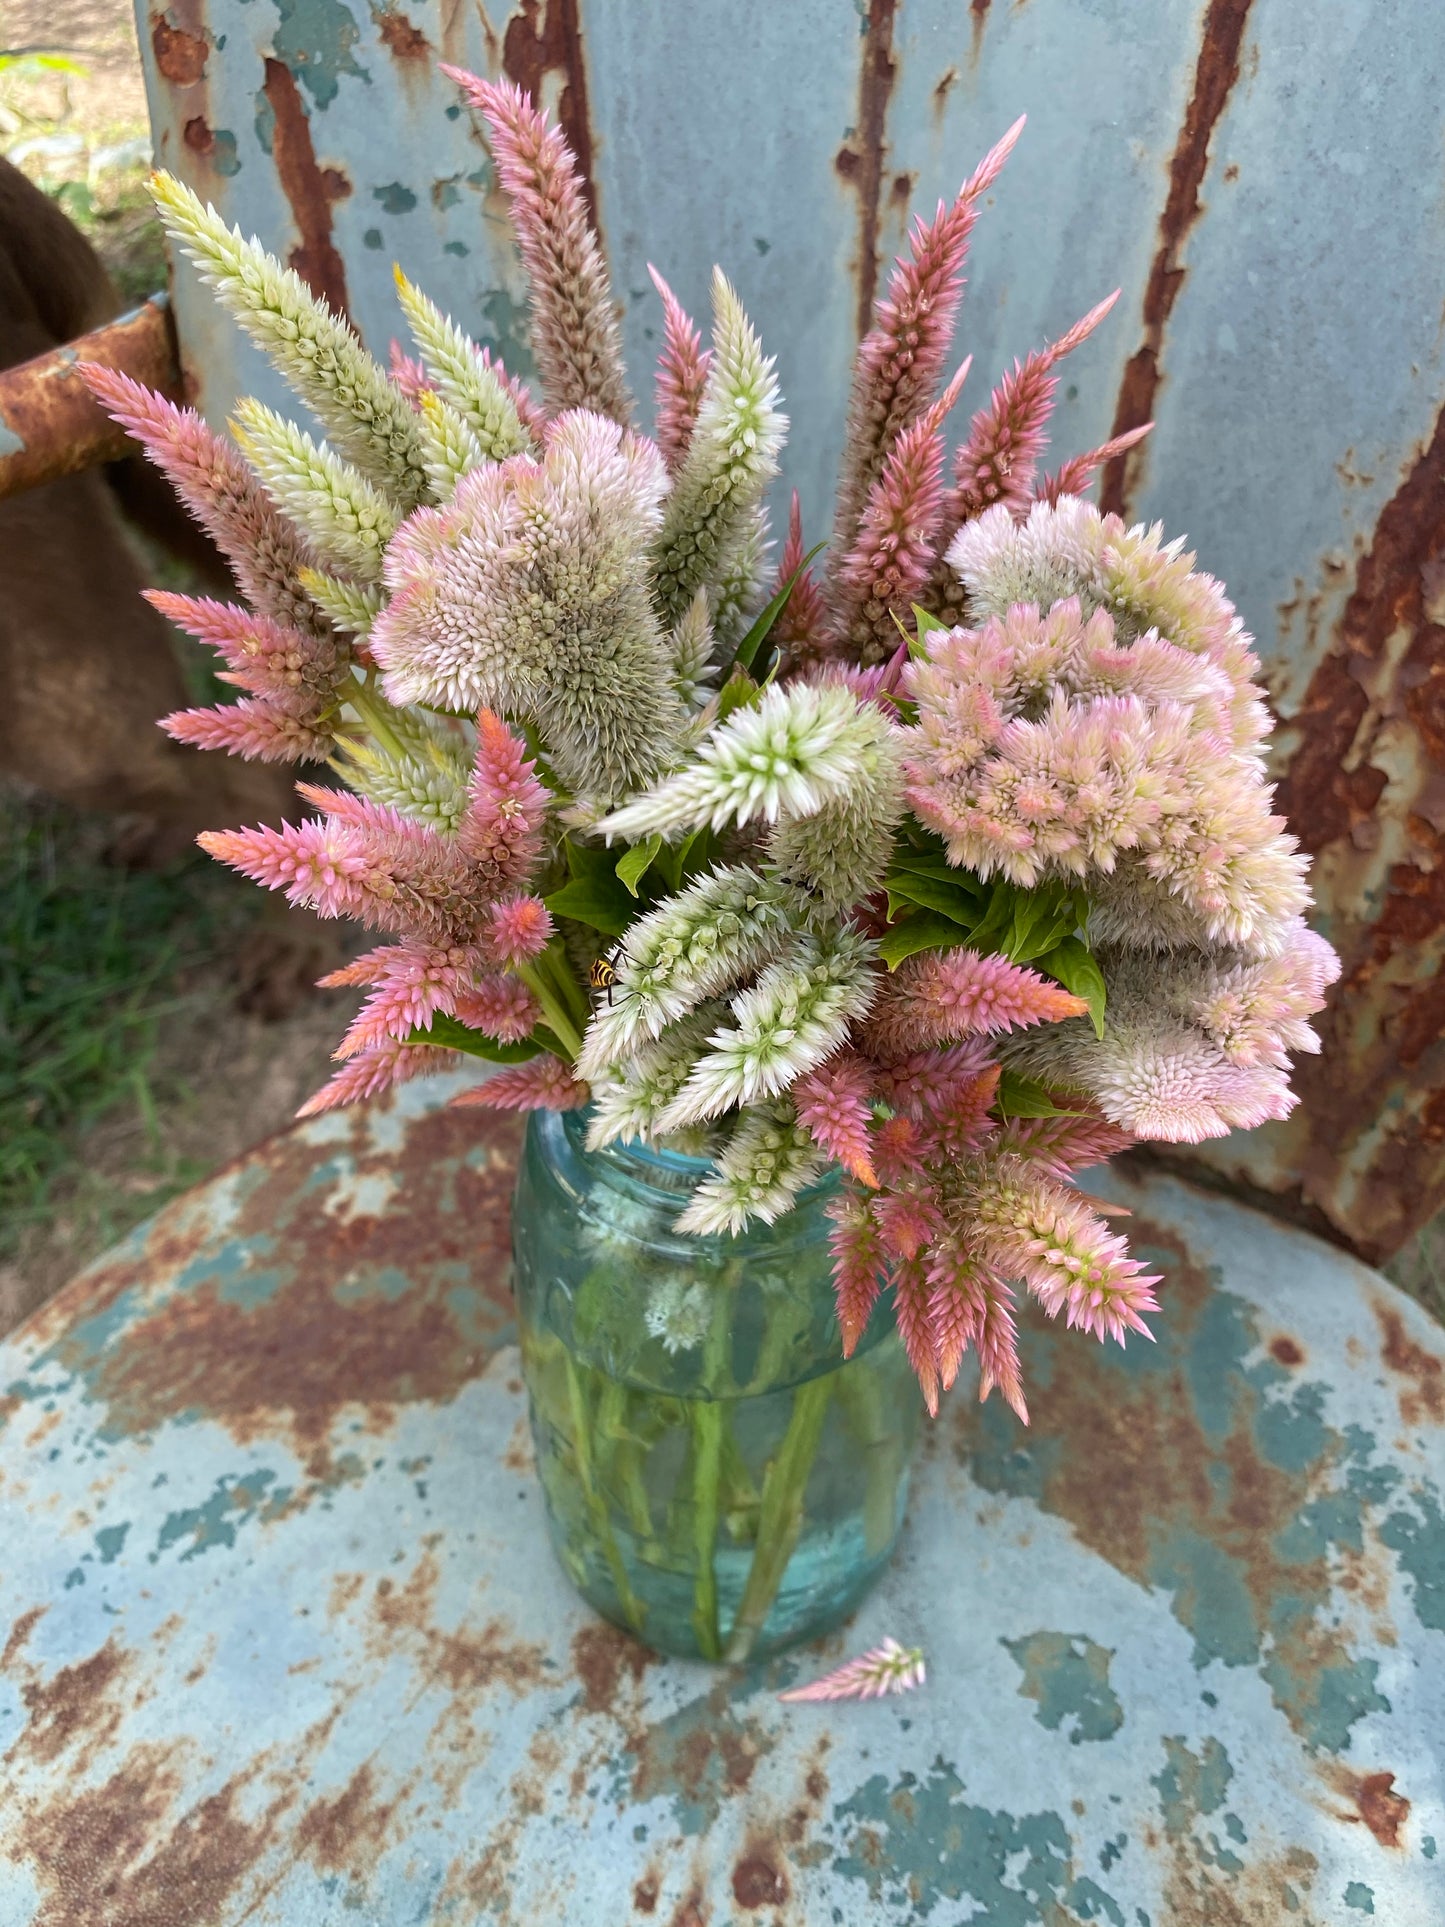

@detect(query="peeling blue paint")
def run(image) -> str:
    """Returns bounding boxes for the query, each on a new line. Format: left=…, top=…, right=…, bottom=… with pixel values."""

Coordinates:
left=270, top=0, right=367, bottom=109
left=1345, top=1881, right=1376, bottom=1913
left=373, top=182, right=417, bottom=215
left=1002, top=1631, right=1123, bottom=1744
left=153, top=1470, right=285, bottom=1562
left=94, top=1522, right=130, bottom=1564
left=831, top=1763, right=1126, bottom=1924
left=363, top=228, right=384, bottom=249
left=1380, top=1491, right=1445, bottom=1631
left=477, top=288, right=534, bottom=379
left=1152, top=1736, right=1232, bottom=1839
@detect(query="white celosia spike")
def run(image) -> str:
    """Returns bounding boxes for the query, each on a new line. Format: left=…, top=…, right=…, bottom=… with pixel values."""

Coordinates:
left=656, top=929, right=879, bottom=1130
left=298, top=568, right=383, bottom=636
left=232, top=399, right=397, bottom=583
left=393, top=267, right=531, bottom=461
left=779, top=1637, right=926, bottom=1703
left=671, top=588, right=718, bottom=710
left=331, top=726, right=473, bottom=832
left=768, top=703, right=904, bottom=912
left=653, top=267, right=786, bottom=627
left=575, top=865, right=797, bottom=1076
left=673, top=1104, right=824, bottom=1236
left=416, top=390, right=486, bottom=498
left=598, top=682, right=886, bottom=843
left=150, top=172, right=429, bottom=506
left=708, top=501, right=772, bottom=653
left=585, top=1009, right=724, bottom=1148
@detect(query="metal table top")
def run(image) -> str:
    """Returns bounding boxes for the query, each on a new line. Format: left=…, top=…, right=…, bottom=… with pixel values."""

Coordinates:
left=1, top=1074, right=1441, bottom=1925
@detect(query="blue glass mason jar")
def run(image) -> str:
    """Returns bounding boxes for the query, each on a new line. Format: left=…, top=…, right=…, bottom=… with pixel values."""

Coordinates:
left=511, top=1107, right=921, bottom=1662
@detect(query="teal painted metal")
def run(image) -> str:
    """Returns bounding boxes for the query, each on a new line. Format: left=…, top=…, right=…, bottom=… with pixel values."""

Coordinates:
left=129, top=1, right=1445, bottom=1263
left=1, top=1074, right=1441, bottom=1922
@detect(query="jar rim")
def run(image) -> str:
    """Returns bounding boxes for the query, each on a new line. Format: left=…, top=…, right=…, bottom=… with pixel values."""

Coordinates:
left=559, top=1105, right=841, bottom=1210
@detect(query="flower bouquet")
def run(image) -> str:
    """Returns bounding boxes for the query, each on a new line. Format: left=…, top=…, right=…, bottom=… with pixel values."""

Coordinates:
left=85, top=70, right=1337, bottom=1659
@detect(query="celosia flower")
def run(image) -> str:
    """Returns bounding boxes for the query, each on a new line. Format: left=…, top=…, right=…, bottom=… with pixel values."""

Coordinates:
left=393, top=266, right=532, bottom=461
left=448, top=70, right=633, bottom=425
left=232, top=397, right=398, bottom=582
left=648, top=265, right=712, bottom=473
left=652, top=268, right=785, bottom=628
left=372, top=411, right=682, bottom=803
left=452, top=1055, right=588, bottom=1111
left=673, top=1104, right=825, bottom=1235
left=599, top=682, right=890, bottom=841
left=149, top=171, right=430, bottom=506
left=779, top=1637, right=925, bottom=1702
left=794, top=1054, right=878, bottom=1186
left=657, top=930, right=879, bottom=1129
left=866, top=949, right=1087, bottom=1055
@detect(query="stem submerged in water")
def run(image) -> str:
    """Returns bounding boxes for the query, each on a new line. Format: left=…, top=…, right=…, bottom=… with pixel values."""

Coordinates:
left=725, top=1372, right=833, bottom=1663
left=564, top=1353, right=646, bottom=1635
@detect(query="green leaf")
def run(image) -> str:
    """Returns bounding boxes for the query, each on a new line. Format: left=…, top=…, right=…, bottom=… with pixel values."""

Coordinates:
left=546, top=837, right=637, bottom=936
left=884, top=869, right=982, bottom=927
left=887, top=850, right=987, bottom=894
left=616, top=834, right=663, bottom=898
left=658, top=826, right=715, bottom=894
left=878, top=911, right=974, bottom=969
left=729, top=542, right=826, bottom=674
left=994, top=1070, right=1079, bottom=1120
left=545, top=874, right=633, bottom=936
left=1038, top=935, right=1108, bottom=1039
left=408, top=1013, right=541, bottom=1062
left=716, top=666, right=763, bottom=722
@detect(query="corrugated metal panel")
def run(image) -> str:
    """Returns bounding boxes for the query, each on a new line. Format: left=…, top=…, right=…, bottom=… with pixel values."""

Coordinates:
left=134, top=0, right=1445, bottom=1262
left=1, top=1075, right=1440, bottom=1920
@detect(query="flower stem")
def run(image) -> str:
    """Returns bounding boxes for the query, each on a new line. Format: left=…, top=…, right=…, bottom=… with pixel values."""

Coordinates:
left=688, top=1284, right=733, bottom=1661
left=725, top=1372, right=833, bottom=1663
left=563, top=1352, right=645, bottom=1635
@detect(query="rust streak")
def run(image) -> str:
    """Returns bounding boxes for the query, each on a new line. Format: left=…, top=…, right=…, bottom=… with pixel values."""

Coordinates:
left=1339, top=1769, right=1411, bottom=1849
left=0, top=298, right=181, bottom=500
left=260, top=59, right=352, bottom=320
left=969, top=0, right=991, bottom=61
left=150, top=11, right=208, bottom=86
left=501, top=0, right=601, bottom=228
left=1, top=1605, right=46, bottom=1671
left=376, top=8, right=431, bottom=60
left=1100, top=0, right=1255, bottom=515
left=1374, top=1300, right=1444, bottom=1426
left=1256, top=395, right=1445, bottom=1260
left=836, top=0, right=900, bottom=343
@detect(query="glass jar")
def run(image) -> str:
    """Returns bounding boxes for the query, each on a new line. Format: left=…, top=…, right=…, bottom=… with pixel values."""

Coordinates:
left=511, top=1107, right=920, bottom=1662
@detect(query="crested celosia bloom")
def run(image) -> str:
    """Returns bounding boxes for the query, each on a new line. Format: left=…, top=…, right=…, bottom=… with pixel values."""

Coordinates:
left=101, top=75, right=1335, bottom=1435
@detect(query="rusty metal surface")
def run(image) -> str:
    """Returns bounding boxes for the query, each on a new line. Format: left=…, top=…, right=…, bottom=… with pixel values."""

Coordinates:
left=0, top=296, right=180, bottom=498
left=1, top=1072, right=1441, bottom=1924
left=129, top=2, right=1445, bottom=1262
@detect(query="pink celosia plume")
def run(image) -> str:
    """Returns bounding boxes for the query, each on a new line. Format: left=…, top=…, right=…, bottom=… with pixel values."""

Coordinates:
left=1037, top=423, right=1153, bottom=506
left=830, top=116, right=1025, bottom=567
left=458, top=711, right=550, bottom=885
left=825, top=1191, right=886, bottom=1356
left=326, top=940, right=483, bottom=1058
left=451, top=1054, right=589, bottom=1111
left=78, top=365, right=324, bottom=636
left=794, top=1053, right=878, bottom=1186
left=779, top=1636, right=925, bottom=1702
left=829, top=360, right=972, bottom=662
left=162, top=700, right=332, bottom=764
left=446, top=69, right=631, bottom=424
left=771, top=492, right=829, bottom=666
left=483, top=894, right=554, bottom=966
left=452, top=973, right=541, bottom=1043
left=297, top=1035, right=453, bottom=1117
left=648, top=265, right=712, bottom=473
left=866, top=949, right=1087, bottom=1055
left=943, top=291, right=1120, bottom=529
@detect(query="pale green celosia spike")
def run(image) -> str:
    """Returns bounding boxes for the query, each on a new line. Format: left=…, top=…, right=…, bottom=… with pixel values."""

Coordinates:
left=673, top=1102, right=824, bottom=1236
left=656, top=928, right=879, bottom=1130
left=598, top=681, right=884, bottom=844
left=298, top=568, right=384, bottom=637
left=233, top=399, right=397, bottom=583
left=584, top=1008, right=723, bottom=1148
left=393, top=267, right=531, bottom=461
left=708, top=503, right=770, bottom=652
left=150, top=172, right=429, bottom=507
left=575, top=864, right=798, bottom=1075
left=416, top=389, right=485, bottom=499
left=671, top=588, right=717, bottom=710
left=769, top=702, right=905, bottom=912
left=653, top=267, right=785, bottom=628
left=330, top=728, right=472, bottom=831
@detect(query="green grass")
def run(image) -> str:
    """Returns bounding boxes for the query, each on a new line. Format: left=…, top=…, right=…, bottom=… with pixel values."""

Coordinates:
left=0, top=790, right=249, bottom=1260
